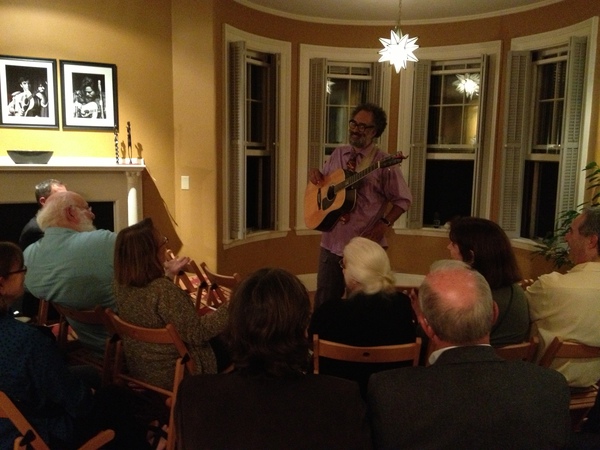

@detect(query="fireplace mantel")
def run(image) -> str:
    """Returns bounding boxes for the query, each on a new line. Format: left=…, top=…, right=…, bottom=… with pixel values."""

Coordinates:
left=0, top=156, right=145, bottom=232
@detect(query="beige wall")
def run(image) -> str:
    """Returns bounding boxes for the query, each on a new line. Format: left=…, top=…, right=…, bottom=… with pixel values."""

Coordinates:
left=2, top=0, right=599, bottom=281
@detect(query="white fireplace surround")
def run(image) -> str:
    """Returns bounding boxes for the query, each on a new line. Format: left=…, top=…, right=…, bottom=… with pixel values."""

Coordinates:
left=0, top=156, right=144, bottom=232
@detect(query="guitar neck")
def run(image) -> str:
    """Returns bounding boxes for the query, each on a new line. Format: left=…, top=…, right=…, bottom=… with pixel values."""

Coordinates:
left=337, top=154, right=405, bottom=191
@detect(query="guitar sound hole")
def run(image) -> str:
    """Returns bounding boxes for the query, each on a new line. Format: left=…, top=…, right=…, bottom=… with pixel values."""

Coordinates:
left=326, top=185, right=335, bottom=201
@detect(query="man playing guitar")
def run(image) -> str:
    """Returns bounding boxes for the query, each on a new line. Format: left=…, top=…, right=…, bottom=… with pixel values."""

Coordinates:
left=308, top=103, right=412, bottom=310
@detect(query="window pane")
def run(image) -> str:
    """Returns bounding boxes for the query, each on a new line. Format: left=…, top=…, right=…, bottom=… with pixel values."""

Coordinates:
left=423, top=160, right=473, bottom=227
left=328, top=79, right=348, bottom=105
left=427, top=106, right=441, bottom=144
left=350, top=80, right=369, bottom=105
left=520, top=160, right=559, bottom=239
left=442, top=74, right=464, bottom=104
left=327, top=107, right=348, bottom=145
left=440, top=106, right=463, bottom=145
left=246, top=155, right=273, bottom=231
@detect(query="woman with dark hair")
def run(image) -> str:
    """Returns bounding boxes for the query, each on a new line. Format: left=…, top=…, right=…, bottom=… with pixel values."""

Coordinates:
left=0, top=241, right=94, bottom=449
left=175, top=268, right=372, bottom=450
left=113, top=218, right=230, bottom=390
left=448, top=217, right=530, bottom=346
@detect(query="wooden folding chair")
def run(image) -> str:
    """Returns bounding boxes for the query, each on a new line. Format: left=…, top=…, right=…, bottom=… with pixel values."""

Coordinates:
left=51, top=303, right=115, bottom=386
left=312, top=335, right=422, bottom=372
left=539, top=336, right=600, bottom=431
left=494, top=336, right=539, bottom=362
left=0, top=390, right=114, bottom=450
left=200, top=262, right=242, bottom=307
left=104, top=309, right=196, bottom=450
left=166, top=250, right=214, bottom=314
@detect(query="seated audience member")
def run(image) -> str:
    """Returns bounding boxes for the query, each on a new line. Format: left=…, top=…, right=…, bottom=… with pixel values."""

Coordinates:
left=19, top=178, right=67, bottom=250
left=368, top=260, right=571, bottom=450
left=527, top=206, right=600, bottom=387
left=113, top=218, right=230, bottom=390
left=15, top=179, right=66, bottom=319
left=448, top=216, right=529, bottom=346
left=309, top=236, right=416, bottom=397
left=0, top=241, right=95, bottom=449
left=24, top=191, right=116, bottom=352
left=175, top=268, right=372, bottom=450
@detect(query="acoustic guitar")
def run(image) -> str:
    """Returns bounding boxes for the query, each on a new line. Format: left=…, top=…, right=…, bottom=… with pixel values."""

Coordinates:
left=304, top=152, right=408, bottom=231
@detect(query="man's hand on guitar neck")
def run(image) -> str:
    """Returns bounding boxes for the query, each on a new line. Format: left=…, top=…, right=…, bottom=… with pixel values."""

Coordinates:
left=308, top=168, right=324, bottom=186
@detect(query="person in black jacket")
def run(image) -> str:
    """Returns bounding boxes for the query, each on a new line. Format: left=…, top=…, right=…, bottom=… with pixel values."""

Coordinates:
left=309, top=236, right=416, bottom=397
left=368, top=260, right=571, bottom=450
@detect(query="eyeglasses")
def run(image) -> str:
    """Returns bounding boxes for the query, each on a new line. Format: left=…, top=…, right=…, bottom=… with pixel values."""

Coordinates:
left=71, top=204, right=92, bottom=212
left=6, top=266, right=27, bottom=276
left=349, top=119, right=375, bottom=133
left=159, top=236, right=169, bottom=247
left=338, top=259, right=345, bottom=269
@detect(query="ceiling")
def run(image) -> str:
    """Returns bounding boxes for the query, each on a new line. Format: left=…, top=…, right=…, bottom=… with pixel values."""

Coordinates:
left=235, top=0, right=563, bottom=25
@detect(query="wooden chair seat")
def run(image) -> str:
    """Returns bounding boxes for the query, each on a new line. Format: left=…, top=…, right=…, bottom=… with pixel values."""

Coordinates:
left=538, top=336, right=600, bottom=431
left=103, top=308, right=196, bottom=450
left=0, top=390, right=114, bottom=450
left=494, top=336, right=539, bottom=362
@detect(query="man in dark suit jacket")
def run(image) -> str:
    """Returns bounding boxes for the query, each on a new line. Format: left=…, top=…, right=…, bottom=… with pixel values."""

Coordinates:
left=368, top=260, right=571, bottom=450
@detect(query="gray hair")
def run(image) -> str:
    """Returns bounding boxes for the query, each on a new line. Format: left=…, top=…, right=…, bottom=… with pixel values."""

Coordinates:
left=418, top=260, right=493, bottom=344
left=343, top=237, right=395, bottom=295
left=579, top=206, right=600, bottom=254
left=36, top=191, right=78, bottom=231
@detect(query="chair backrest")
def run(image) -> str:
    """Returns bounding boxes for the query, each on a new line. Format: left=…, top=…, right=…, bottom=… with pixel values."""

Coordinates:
left=199, top=262, right=242, bottom=306
left=538, top=336, right=600, bottom=368
left=104, top=308, right=196, bottom=375
left=312, top=335, right=422, bottom=374
left=494, top=336, right=539, bottom=362
left=0, top=390, right=114, bottom=450
left=103, top=308, right=193, bottom=450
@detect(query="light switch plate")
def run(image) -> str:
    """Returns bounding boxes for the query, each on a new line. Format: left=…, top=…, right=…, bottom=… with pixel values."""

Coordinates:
left=181, top=175, right=189, bottom=190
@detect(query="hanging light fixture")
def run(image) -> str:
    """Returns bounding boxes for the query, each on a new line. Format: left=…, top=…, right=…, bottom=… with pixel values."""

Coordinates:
left=453, top=73, right=480, bottom=99
left=378, top=0, right=419, bottom=73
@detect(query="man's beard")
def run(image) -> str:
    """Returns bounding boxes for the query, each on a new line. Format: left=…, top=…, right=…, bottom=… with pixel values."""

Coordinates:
left=76, top=210, right=96, bottom=232
left=349, top=131, right=371, bottom=149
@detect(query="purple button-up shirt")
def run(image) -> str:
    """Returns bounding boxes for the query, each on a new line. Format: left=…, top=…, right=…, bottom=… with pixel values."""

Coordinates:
left=320, top=144, right=412, bottom=256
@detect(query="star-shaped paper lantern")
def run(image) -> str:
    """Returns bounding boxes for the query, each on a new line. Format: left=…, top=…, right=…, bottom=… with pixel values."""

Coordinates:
left=378, top=28, right=419, bottom=73
left=453, top=73, right=481, bottom=99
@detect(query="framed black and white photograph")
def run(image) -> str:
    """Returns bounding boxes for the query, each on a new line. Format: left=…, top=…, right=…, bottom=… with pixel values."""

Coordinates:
left=60, top=60, right=118, bottom=130
left=0, top=55, right=58, bottom=128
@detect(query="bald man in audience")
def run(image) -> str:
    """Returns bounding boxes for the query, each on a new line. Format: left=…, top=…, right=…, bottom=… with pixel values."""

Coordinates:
left=23, top=191, right=116, bottom=352
left=368, top=260, right=570, bottom=450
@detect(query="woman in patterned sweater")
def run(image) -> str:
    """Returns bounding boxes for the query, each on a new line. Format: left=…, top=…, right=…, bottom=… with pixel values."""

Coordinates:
left=113, top=218, right=230, bottom=390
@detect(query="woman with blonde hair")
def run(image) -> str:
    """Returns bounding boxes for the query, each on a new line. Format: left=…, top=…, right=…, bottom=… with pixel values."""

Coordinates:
left=309, top=236, right=416, bottom=397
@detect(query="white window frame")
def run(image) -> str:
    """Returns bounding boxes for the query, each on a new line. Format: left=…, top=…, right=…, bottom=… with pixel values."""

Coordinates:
left=500, top=17, right=597, bottom=243
left=223, top=25, right=291, bottom=247
left=296, top=44, right=392, bottom=234
left=397, top=41, right=501, bottom=232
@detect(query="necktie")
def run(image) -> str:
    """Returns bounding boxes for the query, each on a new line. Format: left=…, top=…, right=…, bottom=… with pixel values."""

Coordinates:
left=347, top=148, right=358, bottom=172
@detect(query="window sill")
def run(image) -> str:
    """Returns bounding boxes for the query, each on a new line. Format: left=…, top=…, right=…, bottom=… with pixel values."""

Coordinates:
left=223, top=229, right=290, bottom=249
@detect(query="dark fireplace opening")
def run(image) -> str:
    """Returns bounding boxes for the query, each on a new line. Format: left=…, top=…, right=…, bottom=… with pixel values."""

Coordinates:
left=0, top=201, right=115, bottom=245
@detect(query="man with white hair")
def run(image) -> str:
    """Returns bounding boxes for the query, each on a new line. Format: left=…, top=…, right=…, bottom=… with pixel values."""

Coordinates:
left=368, top=259, right=571, bottom=449
left=24, top=191, right=116, bottom=352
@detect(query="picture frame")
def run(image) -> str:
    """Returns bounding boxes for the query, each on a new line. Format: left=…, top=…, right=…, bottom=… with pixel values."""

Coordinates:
left=60, top=60, right=118, bottom=130
left=0, top=55, right=58, bottom=128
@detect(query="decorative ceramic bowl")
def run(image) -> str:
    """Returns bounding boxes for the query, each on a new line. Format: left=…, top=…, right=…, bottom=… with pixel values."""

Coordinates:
left=7, top=150, right=54, bottom=164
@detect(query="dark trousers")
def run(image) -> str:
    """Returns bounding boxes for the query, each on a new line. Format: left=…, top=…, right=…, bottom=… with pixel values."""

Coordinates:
left=313, top=247, right=345, bottom=310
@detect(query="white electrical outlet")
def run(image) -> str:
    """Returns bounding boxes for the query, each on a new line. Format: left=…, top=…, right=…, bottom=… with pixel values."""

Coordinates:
left=181, top=176, right=190, bottom=190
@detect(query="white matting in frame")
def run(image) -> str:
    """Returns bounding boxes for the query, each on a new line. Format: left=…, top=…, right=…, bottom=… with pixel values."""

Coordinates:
left=0, top=55, right=58, bottom=128
left=61, top=60, right=118, bottom=130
